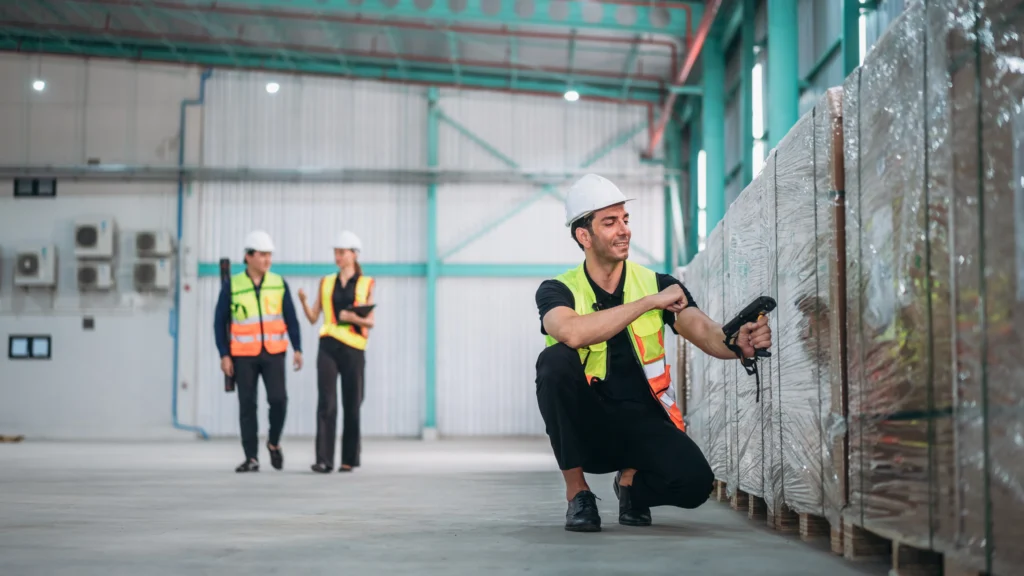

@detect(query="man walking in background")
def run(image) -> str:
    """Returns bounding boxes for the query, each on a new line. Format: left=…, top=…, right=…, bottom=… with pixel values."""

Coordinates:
left=535, top=174, right=772, bottom=532
left=215, top=230, right=304, bottom=473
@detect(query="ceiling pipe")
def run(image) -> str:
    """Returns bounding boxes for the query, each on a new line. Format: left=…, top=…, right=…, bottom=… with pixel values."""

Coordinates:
left=5, top=20, right=669, bottom=85
left=67, top=0, right=681, bottom=73
left=644, top=0, right=723, bottom=159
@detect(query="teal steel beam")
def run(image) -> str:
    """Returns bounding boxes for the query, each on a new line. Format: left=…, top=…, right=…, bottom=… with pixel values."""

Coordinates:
left=437, top=111, right=520, bottom=169
left=702, top=32, right=726, bottom=232
left=668, top=85, right=703, bottom=96
left=317, top=20, right=352, bottom=73
left=509, top=35, right=519, bottom=90
left=799, top=38, right=841, bottom=89
left=0, top=34, right=667, bottom=103
left=767, top=0, right=799, bottom=149
left=619, top=36, right=641, bottom=101
left=567, top=30, right=577, bottom=86
left=446, top=31, right=461, bottom=84
left=185, top=0, right=693, bottom=37
left=425, top=87, right=439, bottom=435
left=384, top=27, right=407, bottom=78
left=197, top=262, right=592, bottom=278
left=740, top=0, right=755, bottom=187
left=720, top=0, right=744, bottom=49
left=842, top=0, right=861, bottom=75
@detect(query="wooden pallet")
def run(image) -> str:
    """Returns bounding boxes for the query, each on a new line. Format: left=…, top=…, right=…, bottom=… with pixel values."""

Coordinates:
left=713, top=480, right=729, bottom=503
left=747, top=495, right=767, bottom=521
left=773, top=504, right=799, bottom=533
left=799, top=513, right=830, bottom=542
left=730, top=488, right=749, bottom=511
left=840, top=519, right=986, bottom=576
left=0, top=435, right=25, bottom=443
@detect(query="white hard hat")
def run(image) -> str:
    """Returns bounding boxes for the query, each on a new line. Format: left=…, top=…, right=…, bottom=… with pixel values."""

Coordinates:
left=243, top=230, right=275, bottom=252
left=563, top=173, right=633, bottom=227
left=333, top=230, right=362, bottom=253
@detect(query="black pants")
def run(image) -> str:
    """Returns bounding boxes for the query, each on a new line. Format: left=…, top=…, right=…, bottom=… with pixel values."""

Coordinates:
left=535, top=343, right=714, bottom=509
left=316, top=338, right=365, bottom=467
left=235, top=351, right=288, bottom=461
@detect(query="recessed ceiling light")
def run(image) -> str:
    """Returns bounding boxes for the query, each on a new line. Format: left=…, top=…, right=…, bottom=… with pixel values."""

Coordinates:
left=266, top=82, right=280, bottom=94
left=32, top=79, right=45, bottom=92
left=563, top=90, right=579, bottom=102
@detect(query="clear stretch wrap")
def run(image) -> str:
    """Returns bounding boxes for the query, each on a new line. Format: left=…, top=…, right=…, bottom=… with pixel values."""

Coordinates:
left=763, top=149, right=782, bottom=520
left=942, top=1, right=1024, bottom=573
left=773, top=110, right=825, bottom=516
left=843, top=0, right=954, bottom=552
left=682, top=253, right=709, bottom=457
left=704, top=225, right=729, bottom=480
left=725, top=168, right=772, bottom=498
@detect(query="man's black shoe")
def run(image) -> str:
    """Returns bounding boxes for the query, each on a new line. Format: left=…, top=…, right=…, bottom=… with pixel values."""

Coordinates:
left=235, top=459, right=260, bottom=473
left=614, top=471, right=652, bottom=527
left=268, top=443, right=283, bottom=470
left=565, top=490, right=602, bottom=532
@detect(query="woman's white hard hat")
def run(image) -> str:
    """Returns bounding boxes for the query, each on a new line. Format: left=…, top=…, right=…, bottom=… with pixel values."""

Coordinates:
left=243, top=230, right=275, bottom=252
left=563, top=173, right=633, bottom=227
left=334, top=230, right=362, bottom=253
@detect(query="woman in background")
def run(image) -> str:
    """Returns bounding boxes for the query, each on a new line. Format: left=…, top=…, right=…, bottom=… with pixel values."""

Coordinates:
left=298, top=231, right=375, bottom=473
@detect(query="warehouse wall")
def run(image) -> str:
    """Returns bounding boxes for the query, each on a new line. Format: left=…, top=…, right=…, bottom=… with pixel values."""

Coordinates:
left=0, top=54, right=200, bottom=439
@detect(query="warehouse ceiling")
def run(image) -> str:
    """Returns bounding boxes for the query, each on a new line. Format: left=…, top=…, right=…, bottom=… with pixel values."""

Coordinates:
left=0, top=0, right=704, bottom=104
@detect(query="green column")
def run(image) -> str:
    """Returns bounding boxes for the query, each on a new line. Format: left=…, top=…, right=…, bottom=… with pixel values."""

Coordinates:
left=702, top=33, right=726, bottom=232
left=842, top=0, right=861, bottom=75
left=688, top=117, right=701, bottom=262
left=664, top=119, right=681, bottom=272
left=740, top=0, right=755, bottom=186
left=767, top=0, right=799, bottom=149
left=424, top=87, right=439, bottom=437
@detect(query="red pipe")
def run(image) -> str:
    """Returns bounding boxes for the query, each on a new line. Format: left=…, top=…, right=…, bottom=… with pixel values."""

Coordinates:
left=4, top=43, right=655, bottom=106
left=644, top=0, right=722, bottom=159
left=5, top=20, right=668, bottom=86
left=71, top=0, right=681, bottom=73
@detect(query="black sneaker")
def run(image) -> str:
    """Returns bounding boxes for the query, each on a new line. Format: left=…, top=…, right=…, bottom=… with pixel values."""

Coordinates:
left=565, top=490, right=601, bottom=532
left=267, top=443, right=283, bottom=470
left=235, top=459, right=259, bottom=473
left=310, top=462, right=332, bottom=474
left=613, top=471, right=652, bottom=527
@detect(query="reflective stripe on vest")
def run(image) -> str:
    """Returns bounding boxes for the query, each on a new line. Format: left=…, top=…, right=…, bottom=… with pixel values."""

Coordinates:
left=320, top=273, right=374, bottom=351
left=543, top=261, right=685, bottom=432
left=230, top=271, right=288, bottom=356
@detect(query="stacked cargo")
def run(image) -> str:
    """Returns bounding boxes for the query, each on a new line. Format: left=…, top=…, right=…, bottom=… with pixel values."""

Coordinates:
left=679, top=2, right=1021, bottom=572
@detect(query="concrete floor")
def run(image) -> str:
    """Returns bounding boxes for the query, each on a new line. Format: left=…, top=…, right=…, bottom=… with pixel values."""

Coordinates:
left=0, top=438, right=887, bottom=576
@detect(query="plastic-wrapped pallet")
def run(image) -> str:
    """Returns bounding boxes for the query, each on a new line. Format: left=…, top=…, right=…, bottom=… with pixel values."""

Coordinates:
left=725, top=168, right=773, bottom=504
left=942, top=0, right=1024, bottom=573
left=843, top=0, right=954, bottom=553
left=703, top=225, right=728, bottom=481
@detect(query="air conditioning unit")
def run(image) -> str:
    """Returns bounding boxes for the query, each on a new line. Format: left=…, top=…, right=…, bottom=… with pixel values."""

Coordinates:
left=14, top=245, right=58, bottom=288
left=77, top=262, right=115, bottom=291
left=134, top=258, right=172, bottom=291
left=74, top=217, right=116, bottom=259
left=136, top=230, right=174, bottom=257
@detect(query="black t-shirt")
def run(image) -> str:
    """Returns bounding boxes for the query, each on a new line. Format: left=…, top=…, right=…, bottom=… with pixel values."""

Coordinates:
left=535, top=263, right=698, bottom=405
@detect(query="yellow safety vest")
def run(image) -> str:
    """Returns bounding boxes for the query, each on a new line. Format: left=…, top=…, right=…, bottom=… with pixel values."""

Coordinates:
left=230, top=271, right=288, bottom=356
left=544, top=261, right=684, bottom=431
left=320, top=273, right=375, bottom=351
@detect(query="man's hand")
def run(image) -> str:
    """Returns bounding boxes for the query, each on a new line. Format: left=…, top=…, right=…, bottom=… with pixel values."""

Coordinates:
left=297, top=288, right=308, bottom=303
left=736, top=315, right=772, bottom=358
left=646, top=284, right=688, bottom=312
left=220, top=356, right=234, bottom=377
left=337, top=309, right=359, bottom=324
left=293, top=351, right=303, bottom=371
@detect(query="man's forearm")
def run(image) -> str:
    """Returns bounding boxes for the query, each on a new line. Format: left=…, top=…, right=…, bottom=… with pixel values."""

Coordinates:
left=559, top=297, right=654, bottom=349
left=700, top=323, right=740, bottom=360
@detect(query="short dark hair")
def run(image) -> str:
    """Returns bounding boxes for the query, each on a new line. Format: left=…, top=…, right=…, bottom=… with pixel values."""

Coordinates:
left=570, top=213, right=595, bottom=251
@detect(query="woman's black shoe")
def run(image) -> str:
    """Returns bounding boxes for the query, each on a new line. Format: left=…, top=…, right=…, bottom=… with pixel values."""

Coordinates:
left=310, top=462, right=332, bottom=473
left=235, top=459, right=260, bottom=473
left=267, top=443, right=284, bottom=470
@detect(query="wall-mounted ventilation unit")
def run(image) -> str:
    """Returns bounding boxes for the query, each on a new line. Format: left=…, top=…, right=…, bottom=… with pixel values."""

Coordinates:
left=134, top=258, right=172, bottom=291
left=14, top=245, right=57, bottom=288
left=74, top=217, right=116, bottom=259
left=135, top=230, right=173, bottom=257
left=77, top=262, right=115, bottom=291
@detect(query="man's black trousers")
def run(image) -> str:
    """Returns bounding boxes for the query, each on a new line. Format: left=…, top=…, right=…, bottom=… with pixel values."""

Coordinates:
left=535, top=343, right=714, bottom=509
left=234, top=351, right=288, bottom=461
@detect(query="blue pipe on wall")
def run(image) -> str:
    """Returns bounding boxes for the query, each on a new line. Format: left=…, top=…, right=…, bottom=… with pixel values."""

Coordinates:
left=171, top=67, right=214, bottom=440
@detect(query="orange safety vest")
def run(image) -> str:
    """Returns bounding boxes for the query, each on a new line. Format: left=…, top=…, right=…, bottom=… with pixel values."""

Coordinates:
left=544, top=262, right=684, bottom=432
left=229, top=271, right=289, bottom=356
left=320, top=273, right=375, bottom=351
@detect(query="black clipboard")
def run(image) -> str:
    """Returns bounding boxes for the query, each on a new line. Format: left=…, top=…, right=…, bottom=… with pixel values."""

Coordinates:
left=349, top=304, right=376, bottom=318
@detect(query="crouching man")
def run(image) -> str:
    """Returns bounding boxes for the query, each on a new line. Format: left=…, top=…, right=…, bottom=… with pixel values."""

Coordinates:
left=536, top=174, right=772, bottom=532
